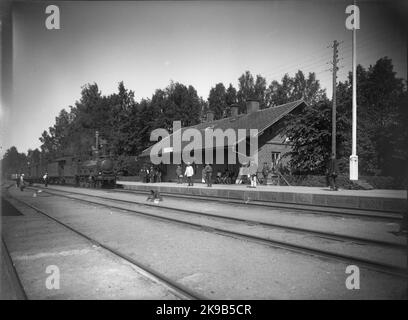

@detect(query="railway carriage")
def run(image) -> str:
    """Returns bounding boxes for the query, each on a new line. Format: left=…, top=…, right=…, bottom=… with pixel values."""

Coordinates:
left=21, top=132, right=118, bottom=188
left=25, top=156, right=116, bottom=188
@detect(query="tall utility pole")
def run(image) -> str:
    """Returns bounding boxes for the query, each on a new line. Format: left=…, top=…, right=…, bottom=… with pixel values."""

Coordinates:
left=331, top=40, right=340, bottom=160
left=349, top=21, right=358, bottom=180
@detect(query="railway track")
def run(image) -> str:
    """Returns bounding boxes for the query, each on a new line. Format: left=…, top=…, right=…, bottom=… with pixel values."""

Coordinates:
left=28, top=185, right=408, bottom=279
left=3, top=186, right=206, bottom=300
left=113, top=187, right=403, bottom=222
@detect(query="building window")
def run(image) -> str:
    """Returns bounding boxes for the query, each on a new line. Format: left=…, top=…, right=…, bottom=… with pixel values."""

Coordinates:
left=271, top=152, right=281, bottom=170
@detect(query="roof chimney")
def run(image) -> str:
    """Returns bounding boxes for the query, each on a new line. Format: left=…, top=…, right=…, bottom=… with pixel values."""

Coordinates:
left=246, top=100, right=259, bottom=114
left=230, top=104, right=239, bottom=117
left=206, top=110, right=214, bottom=122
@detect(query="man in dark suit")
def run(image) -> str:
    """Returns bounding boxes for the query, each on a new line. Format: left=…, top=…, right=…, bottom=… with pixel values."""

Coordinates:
left=328, top=156, right=339, bottom=191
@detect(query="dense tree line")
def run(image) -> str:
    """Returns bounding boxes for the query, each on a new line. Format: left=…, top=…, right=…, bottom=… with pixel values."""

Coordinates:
left=283, top=57, right=407, bottom=180
left=2, top=57, right=407, bottom=181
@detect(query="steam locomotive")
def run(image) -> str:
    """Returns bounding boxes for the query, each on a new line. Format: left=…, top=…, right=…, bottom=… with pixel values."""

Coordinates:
left=23, top=132, right=116, bottom=188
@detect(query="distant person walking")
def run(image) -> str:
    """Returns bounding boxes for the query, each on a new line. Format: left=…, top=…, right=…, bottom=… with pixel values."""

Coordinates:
left=184, top=162, right=194, bottom=186
left=204, top=163, right=213, bottom=187
left=43, top=172, right=48, bottom=187
left=16, top=174, right=20, bottom=188
left=176, top=165, right=183, bottom=184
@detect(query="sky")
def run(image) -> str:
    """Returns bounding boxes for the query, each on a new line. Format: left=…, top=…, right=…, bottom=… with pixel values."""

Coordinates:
left=1, top=0, right=406, bottom=155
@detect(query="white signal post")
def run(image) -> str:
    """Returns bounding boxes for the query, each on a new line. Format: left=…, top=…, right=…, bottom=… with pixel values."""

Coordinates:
left=346, top=0, right=360, bottom=180
left=349, top=25, right=358, bottom=180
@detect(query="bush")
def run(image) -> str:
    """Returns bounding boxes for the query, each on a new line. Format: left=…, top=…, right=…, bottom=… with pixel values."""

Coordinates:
left=281, top=174, right=405, bottom=189
left=360, top=176, right=405, bottom=189
left=114, top=155, right=141, bottom=176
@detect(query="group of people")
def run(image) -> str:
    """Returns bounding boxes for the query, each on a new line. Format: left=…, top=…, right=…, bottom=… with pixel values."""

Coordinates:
left=213, top=169, right=235, bottom=185
left=175, top=163, right=197, bottom=186
left=235, top=161, right=259, bottom=188
left=140, top=166, right=162, bottom=183
left=14, top=172, right=48, bottom=191
left=173, top=161, right=260, bottom=188
left=175, top=162, right=210, bottom=186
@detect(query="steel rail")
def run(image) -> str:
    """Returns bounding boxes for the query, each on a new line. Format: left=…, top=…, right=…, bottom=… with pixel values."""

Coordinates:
left=113, top=187, right=403, bottom=221
left=28, top=187, right=408, bottom=279
left=36, top=186, right=406, bottom=250
left=5, top=189, right=206, bottom=300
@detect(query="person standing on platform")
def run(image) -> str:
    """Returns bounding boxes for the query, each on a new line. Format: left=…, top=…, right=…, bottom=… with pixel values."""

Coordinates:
left=140, top=167, right=146, bottom=183
left=204, top=163, right=213, bottom=187
left=325, top=166, right=330, bottom=188
left=201, top=166, right=206, bottom=184
left=248, top=160, right=258, bottom=188
left=328, top=157, right=339, bottom=191
left=43, top=172, right=48, bottom=187
left=176, top=165, right=183, bottom=184
left=262, top=162, right=269, bottom=185
left=19, top=174, right=25, bottom=191
left=236, top=163, right=247, bottom=184
left=150, top=166, right=155, bottom=183
left=156, top=168, right=162, bottom=183
left=185, top=162, right=194, bottom=186
left=16, top=174, right=20, bottom=188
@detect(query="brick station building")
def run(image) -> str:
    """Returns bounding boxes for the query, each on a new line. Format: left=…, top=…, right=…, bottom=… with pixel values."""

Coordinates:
left=139, top=99, right=307, bottom=182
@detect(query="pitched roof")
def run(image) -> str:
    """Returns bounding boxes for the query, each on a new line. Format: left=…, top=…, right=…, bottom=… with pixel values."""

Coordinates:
left=140, top=99, right=306, bottom=158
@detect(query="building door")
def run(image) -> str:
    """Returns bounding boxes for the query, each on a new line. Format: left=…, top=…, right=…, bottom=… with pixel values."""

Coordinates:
left=271, top=152, right=281, bottom=172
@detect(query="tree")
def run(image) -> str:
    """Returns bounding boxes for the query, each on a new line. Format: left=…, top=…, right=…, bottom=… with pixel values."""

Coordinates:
left=266, top=71, right=326, bottom=107
left=280, top=99, right=348, bottom=174
left=108, top=82, right=138, bottom=156
left=225, top=83, right=237, bottom=106
left=336, top=57, right=406, bottom=176
left=254, top=75, right=267, bottom=109
left=1, top=146, right=27, bottom=176
left=153, top=81, right=201, bottom=129
left=237, top=71, right=255, bottom=113
left=281, top=57, right=407, bottom=178
left=208, top=83, right=227, bottom=120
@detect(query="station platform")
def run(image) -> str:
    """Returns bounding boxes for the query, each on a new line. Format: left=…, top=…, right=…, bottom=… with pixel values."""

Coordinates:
left=116, top=181, right=407, bottom=214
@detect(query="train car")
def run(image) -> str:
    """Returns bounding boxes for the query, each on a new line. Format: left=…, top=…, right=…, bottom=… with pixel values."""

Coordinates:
left=25, top=155, right=116, bottom=188
left=48, top=156, right=78, bottom=185
left=24, top=131, right=116, bottom=188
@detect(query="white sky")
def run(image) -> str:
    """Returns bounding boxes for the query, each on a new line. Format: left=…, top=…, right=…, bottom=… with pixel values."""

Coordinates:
left=2, top=0, right=406, bottom=155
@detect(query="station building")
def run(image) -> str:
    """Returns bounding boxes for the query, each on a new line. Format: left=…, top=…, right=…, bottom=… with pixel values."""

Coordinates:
left=139, top=99, right=307, bottom=182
